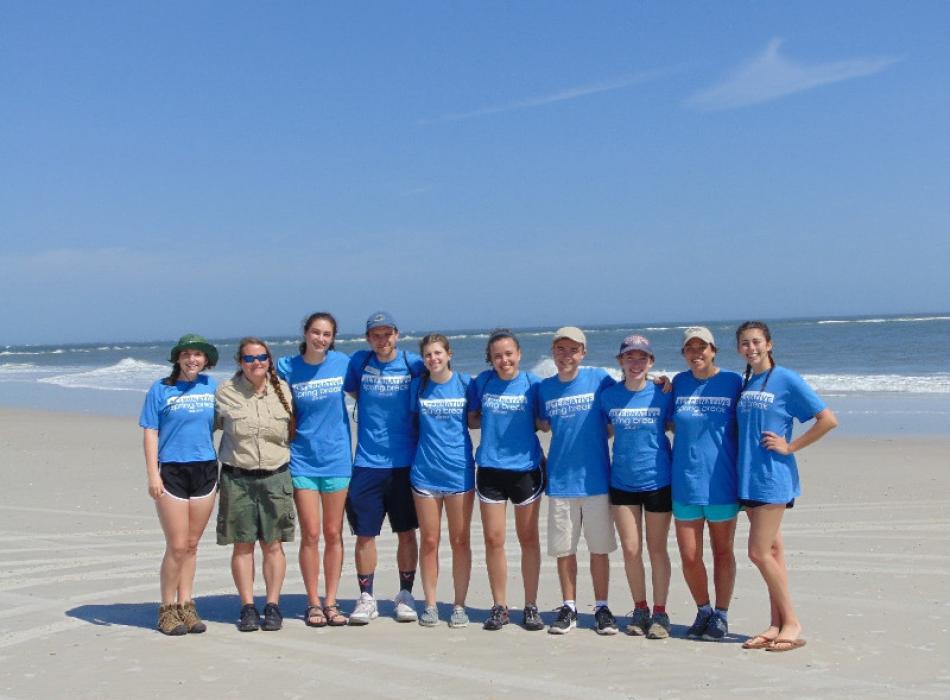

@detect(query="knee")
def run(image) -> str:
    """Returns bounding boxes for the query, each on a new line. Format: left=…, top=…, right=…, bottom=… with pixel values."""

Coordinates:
left=300, top=527, right=321, bottom=546
left=449, top=532, right=470, bottom=551
left=322, top=526, right=343, bottom=548
left=484, top=531, right=506, bottom=550
left=747, top=544, right=770, bottom=567
left=420, top=533, right=440, bottom=553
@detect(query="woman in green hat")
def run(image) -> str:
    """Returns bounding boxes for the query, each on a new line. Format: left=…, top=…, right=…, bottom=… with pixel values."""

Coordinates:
left=139, top=334, right=220, bottom=636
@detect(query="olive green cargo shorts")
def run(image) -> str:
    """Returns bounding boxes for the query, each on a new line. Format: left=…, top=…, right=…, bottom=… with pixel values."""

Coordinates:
left=217, top=465, right=296, bottom=544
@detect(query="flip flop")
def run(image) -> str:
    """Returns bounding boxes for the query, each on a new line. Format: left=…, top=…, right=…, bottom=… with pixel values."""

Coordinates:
left=742, top=634, right=776, bottom=650
left=766, top=638, right=807, bottom=652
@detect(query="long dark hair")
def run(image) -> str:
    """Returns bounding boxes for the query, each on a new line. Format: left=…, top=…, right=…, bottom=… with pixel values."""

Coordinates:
left=736, top=320, right=775, bottom=392
left=235, top=336, right=296, bottom=441
left=298, top=311, right=338, bottom=355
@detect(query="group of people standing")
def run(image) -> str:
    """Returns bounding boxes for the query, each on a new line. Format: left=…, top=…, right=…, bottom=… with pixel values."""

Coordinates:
left=140, top=312, right=836, bottom=653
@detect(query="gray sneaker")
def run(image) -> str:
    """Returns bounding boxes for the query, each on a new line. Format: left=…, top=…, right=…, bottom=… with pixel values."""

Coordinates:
left=349, top=593, right=378, bottom=625
left=625, top=607, right=651, bottom=636
left=394, top=589, right=418, bottom=622
left=647, top=612, right=671, bottom=639
left=449, top=606, right=469, bottom=628
left=702, top=611, right=728, bottom=641
left=419, top=604, right=439, bottom=627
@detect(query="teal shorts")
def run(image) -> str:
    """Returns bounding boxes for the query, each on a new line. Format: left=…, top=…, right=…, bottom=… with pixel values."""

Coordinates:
left=291, top=475, right=350, bottom=493
left=673, top=501, right=740, bottom=523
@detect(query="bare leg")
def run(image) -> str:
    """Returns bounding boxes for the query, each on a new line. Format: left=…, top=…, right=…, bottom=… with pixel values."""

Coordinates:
left=556, top=554, right=578, bottom=602
left=177, top=493, right=216, bottom=603
left=294, top=489, right=323, bottom=607
left=445, top=491, right=474, bottom=607
left=644, top=510, right=673, bottom=607
left=155, top=495, right=190, bottom=605
left=414, top=494, right=444, bottom=606
left=514, top=499, right=541, bottom=606
left=613, top=504, right=646, bottom=604
left=354, top=535, right=377, bottom=580
left=321, top=489, right=348, bottom=606
left=590, top=553, right=610, bottom=602
left=708, top=518, right=737, bottom=610
left=260, top=540, right=286, bottom=605
left=675, top=518, right=709, bottom=605
left=480, top=501, right=509, bottom=605
left=748, top=506, right=800, bottom=641
left=231, top=542, right=256, bottom=605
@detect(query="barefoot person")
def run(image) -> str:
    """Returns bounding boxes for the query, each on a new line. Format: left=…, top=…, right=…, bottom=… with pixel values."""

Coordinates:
left=277, top=312, right=351, bottom=628
left=600, top=335, right=675, bottom=639
left=735, top=321, right=837, bottom=652
left=216, top=337, right=295, bottom=632
left=409, top=334, right=475, bottom=628
left=671, top=326, right=742, bottom=641
left=344, top=311, right=423, bottom=624
left=467, top=329, right=545, bottom=632
left=537, top=327, right=619, bottom=635
left=140, top=334, right=219, bottom=635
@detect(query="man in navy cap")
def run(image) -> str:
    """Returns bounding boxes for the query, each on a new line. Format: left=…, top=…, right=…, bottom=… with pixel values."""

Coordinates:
left=344, top=312, right=425, bottom=624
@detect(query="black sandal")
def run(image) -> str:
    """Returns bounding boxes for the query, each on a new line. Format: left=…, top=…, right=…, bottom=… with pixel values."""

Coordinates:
left=324, top=603, right=348, bottom=627
left=305, top=605, right=327, bottom=628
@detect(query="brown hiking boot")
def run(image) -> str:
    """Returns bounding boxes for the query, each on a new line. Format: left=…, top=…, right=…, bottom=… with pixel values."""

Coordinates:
left=179, top=601, right=207, bottom=633
left=157, top=603, right=187, bottom=636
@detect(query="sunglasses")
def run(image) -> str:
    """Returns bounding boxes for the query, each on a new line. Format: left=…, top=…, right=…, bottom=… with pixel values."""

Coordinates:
left=241, top=354, right=270, bottom=363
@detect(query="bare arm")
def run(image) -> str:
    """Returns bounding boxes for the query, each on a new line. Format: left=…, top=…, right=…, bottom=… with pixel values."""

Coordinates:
left=651, top=374, right=672, bottom=394
left=761, top=408, right=838, bottom=456
left=143, top=428, right=163, bottom=500
left=467, top=410, right=481, bottom=430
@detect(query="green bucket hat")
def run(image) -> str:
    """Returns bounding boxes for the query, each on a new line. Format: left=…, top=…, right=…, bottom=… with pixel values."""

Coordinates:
left=169, top=334, right=219, bottom=368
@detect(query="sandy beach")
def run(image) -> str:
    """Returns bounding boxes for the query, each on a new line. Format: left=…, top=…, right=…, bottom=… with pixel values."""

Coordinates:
left=0, top=407, right=947, bottom=699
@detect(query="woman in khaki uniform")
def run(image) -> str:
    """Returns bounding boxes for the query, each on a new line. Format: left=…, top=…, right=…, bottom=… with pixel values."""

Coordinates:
left=216, top=337, right=295, bottom=632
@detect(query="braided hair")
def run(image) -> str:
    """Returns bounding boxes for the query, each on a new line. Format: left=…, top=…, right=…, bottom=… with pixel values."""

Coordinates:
left=736, top=321, right=775, bottom=393
left=235, top=336, right=296, bottom=441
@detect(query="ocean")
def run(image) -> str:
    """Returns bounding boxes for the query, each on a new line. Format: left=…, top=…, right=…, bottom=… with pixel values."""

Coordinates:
left=2, top=314, right=949, bottom=435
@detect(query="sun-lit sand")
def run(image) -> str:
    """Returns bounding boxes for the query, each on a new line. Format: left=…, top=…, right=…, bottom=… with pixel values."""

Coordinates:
left=0, top=408, right=947, bottom=698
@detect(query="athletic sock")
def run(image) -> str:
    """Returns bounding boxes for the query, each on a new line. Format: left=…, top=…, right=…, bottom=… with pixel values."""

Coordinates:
left=594, top=600, right=608, bottom=610
left=634, top=600, right=649, bottom=610
left=357, top=572, right=374, bottom=596
left=563, top=600, right=576, bottom=612
left=399, top=570, right=416, bottom=593
left=715, top=606, right=728, bottom=621
left=652, top=604, right=666, bottom=615
left=698, top=602, right=712, bottom=614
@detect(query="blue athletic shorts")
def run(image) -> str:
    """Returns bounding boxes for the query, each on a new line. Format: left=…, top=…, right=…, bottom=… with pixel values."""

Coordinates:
left=292, top=475, right=350, bottom=493
left=345, top=466, right=418, bottom=536
left=672, top=501, right=740, bottom=523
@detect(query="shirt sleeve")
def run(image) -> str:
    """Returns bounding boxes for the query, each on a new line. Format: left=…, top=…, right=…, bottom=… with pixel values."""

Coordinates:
left=785, top=370, right=827, bottom=422
left=344, top=352, right=364, bottom=393
left=409, top=377, right=421, bottom=414
left=467, top=372, right=484, bottom=412
left=276, top=356, right=292, bottom=383
left=138, top=382, right=162, bottom=430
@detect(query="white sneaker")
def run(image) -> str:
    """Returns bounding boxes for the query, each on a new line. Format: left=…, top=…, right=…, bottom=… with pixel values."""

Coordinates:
left=394, top=590, right=418, bottom=622
left=349, top=593, right=378, bottom=625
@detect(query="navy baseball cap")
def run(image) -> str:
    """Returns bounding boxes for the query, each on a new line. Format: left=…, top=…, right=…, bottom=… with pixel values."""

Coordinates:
left=366, top=311, right=397, bottom=332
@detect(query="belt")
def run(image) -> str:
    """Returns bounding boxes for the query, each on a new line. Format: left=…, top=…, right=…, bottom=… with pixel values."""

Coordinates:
left=221, top=463, right=289, bottom=478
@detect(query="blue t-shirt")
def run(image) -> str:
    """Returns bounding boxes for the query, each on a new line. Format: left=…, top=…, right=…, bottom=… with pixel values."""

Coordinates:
left=600, top=382, right=674, bottom=493
left=410, top=372, right=475, bottom=492
left=736, top=365, right=827, bottom=503
left=344, top=349, right=424, bottom=468
left=276, top=351, right=353, bottom=478
left=671, top=370, right=742, bottom=505
left=539, top=367, right=616, bottom=498
left=138, top=375, right=217, bottom=463
left=467, top=370, right=542, bottom=472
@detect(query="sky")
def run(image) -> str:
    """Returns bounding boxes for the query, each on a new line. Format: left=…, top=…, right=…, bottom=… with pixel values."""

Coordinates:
left=2, top=1, right=948, bottom=344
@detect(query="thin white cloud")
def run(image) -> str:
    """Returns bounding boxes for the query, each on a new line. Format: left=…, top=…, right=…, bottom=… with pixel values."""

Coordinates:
left=421, top=69, right=670, bottom=124
left=688, top=38, right=899, bottom=111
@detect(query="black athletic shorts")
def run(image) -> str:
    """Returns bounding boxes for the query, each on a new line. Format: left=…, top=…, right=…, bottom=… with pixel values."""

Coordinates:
left=609, top=484, right=673, bottom=513
left=159, top=460, right=218, bottom=500
left=476, top=465, right=544, bottom=506
left=739, top=498, right=795, bottom=510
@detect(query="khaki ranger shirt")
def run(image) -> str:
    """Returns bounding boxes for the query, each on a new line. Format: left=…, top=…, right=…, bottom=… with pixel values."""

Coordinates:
left=215, top=374, right=292, bottom=470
